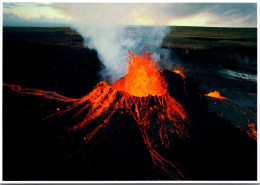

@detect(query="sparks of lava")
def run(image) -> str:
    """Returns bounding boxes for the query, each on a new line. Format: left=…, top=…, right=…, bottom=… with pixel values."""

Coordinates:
left=3, top=49, right=190, bottom=179
left=205, top=90, right=227, bottom=100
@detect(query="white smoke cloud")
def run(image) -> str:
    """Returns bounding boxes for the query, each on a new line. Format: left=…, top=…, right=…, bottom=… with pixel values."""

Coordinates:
left=52, top=3, right=256, bottom=82
left=53, top=3, right=170, bottom=83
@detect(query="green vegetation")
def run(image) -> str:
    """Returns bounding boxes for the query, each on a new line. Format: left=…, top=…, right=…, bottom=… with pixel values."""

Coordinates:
left=163, top=26, right=256, bottom=50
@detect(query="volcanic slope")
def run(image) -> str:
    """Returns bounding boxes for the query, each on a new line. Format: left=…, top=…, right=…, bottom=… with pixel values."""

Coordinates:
left=3, top=70, right=256, bottom=180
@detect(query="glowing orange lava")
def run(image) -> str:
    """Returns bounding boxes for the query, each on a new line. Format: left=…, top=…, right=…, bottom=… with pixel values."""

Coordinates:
left=53, top=80, right=188, bottom=179
left=173, top=69, right=186, bottom=78
left=3, top=49, right=189, bottom=179
left=112, top=50, right=167, bottom=97
left=3, top=45, right=258, bottom=179
left=3, top=83, right=78, bottom=102
left=46, top=50, right=189, bottom=179
left=205, top=90, right=227, bottom=100
left=247, top=123, right=257, bottom=140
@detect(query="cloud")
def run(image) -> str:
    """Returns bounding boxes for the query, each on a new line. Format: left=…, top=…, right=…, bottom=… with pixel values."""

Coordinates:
left=168, top=4, right=257, bottom=28
left=53, top=3, right=173, bottom=82
left=3, top=12, right=71, bottom=27
left=3, top=3, right=257, bottom=27
left=50, top=3, right=257, bottom=83
left=3, top=2, right=71, bottom=22
left=33, top=3, right=52, bottom=7
left=54, top=3, right=256, bottom=27
left=3, top=3, right=20, bottom=9
left=4, top=2, right=51, bottom=9
left=3, top=3, right=257, bottom=83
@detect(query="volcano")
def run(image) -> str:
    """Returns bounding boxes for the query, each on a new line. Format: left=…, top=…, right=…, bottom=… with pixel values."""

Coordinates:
left=3, top=49, right=257, bottom=180
left=42, top=49, right=189, bottom=179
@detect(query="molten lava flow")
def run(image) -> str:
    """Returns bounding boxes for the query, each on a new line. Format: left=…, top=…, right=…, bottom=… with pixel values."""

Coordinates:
left=172, top=68, right=188, bottom=96
left=55, top=81, right=188, bottom=179
left=51, top=50, right=189, bottom=179
left=3, top=49, right=190, bottom=179
left=173, top=69, right=186, bottom=78
left=247, top=123, right=257, bottom=140
left=113, top=50, right=167, bottom=97
left=205, top=90, right=256, bottom=140
left=3, top=83, right=78, bottom=102
left=205, top=90, right=227, bottom=100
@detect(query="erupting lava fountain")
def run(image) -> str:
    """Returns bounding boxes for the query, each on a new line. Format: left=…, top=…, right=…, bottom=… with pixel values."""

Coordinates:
left=49, top=49, right=190, bottom=179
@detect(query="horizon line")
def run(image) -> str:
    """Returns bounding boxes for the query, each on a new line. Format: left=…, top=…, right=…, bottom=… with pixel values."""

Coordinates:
left=2, top=25, right=257, bottom=29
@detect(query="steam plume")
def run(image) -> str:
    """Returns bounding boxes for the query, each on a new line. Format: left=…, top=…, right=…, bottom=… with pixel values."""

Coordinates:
left=53, top=3, right=170, bottom=83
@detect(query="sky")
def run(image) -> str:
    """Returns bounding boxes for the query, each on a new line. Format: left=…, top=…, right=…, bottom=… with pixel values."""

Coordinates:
left=2, top=2, right=257, bottom=27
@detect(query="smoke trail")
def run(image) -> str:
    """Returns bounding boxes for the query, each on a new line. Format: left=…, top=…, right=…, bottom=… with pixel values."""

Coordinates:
left=53, top=3, right=170, bottom=83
